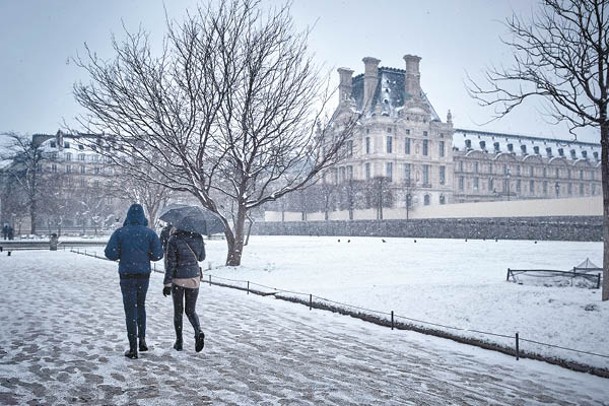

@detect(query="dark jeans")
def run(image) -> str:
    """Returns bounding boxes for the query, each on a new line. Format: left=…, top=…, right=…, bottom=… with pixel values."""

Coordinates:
left=172, top=285, right=201, bottom=339
left=120, top=277, right=150, bottom=346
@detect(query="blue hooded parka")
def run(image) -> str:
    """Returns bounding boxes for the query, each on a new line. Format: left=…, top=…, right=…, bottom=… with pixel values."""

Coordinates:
left=105, top=204, right=164, bottom=276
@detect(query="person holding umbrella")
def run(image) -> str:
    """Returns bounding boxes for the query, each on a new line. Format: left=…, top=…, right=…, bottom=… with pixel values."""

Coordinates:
left=163, top=227, right=206, bottom=352
left=105, top=203, right=164, bottom=359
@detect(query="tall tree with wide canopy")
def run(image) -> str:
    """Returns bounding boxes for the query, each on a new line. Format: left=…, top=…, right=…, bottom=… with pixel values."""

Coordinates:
left=467, top=0, right=609, bottom=300
left=74, top=0, right=357, bottom=266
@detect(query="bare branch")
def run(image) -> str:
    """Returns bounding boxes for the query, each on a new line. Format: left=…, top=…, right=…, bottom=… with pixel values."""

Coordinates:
left=73, top=0, right=355, bottom=265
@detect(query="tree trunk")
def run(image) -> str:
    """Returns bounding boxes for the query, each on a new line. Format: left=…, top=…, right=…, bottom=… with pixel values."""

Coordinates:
left=225, top=204, right=248, bottom=266
left=602, top=121, right=609, bottom=301
left=29, top=200, right=37, bottom=235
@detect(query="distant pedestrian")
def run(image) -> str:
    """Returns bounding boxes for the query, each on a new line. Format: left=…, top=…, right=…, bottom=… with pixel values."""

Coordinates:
left=105, top=204, right=164, bottom=359
left=7, top=226, right=14, bottom=240
left=2, top=224, right=7, bottom=240
left=163, top=229, right=206, bottom=352
left=49, top=233, right=59, bottom=251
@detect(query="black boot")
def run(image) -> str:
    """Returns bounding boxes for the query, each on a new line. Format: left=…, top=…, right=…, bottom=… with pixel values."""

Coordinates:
left=174, top=320, right=183, bottom=351
left=124, top=348, right=138, bottom=359
left=195, top=332, right=205, bottom=353
left=125, top=336, right=138, bottom=359
left=138, top=338, right=148, bottom=352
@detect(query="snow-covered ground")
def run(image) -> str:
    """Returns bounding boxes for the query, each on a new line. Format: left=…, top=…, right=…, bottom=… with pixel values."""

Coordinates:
left=198, top=236, right=608, bottom=371
left=1, top=236, right=608, bottom=404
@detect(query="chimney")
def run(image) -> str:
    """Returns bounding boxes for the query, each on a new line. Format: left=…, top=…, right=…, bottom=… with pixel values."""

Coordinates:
left=337, top=68, right=354, bottom=104
left=56, top=130, right=64, bottom=151
left=362, top=57, right=380, bottom=109
left=403, top=54, right=421, bottom=101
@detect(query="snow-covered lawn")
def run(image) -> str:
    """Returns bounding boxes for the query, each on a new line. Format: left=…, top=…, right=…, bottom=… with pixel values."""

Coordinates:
left=197, top=236, right=608, bottom=371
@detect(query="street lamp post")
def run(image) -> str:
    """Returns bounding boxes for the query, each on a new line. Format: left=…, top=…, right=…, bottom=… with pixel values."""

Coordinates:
left=555, top=182, right=560, bottom=198
left=506, top=169, right=511, bottom=201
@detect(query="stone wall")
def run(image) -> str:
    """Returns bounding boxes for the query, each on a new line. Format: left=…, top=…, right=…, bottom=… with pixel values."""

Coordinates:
left=251, top=216, right=602, bottom=241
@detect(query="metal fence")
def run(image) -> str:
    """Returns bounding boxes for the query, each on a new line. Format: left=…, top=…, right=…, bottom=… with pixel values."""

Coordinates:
left=69, top=248, right=609, bottom=379
left=507, top=268, right=602, bottom=289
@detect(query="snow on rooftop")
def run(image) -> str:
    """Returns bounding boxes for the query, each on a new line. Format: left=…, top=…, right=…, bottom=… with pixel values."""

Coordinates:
left=452, top=129, right=600, bottom=162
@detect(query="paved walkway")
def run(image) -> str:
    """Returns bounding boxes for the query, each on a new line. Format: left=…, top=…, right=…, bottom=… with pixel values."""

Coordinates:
left=1, top=251, right=608, bottom=405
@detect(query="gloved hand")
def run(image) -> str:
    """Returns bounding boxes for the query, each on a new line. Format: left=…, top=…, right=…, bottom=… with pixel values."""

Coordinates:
left=163, top=286, right=171, bottom=297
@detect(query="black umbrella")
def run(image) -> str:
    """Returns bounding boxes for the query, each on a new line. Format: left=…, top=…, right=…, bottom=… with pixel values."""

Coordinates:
left=159, top=204, right=225, bottom=235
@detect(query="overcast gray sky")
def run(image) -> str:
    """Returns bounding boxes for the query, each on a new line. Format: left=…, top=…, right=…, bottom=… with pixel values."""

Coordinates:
left=0, top=0, right=599, bottom=142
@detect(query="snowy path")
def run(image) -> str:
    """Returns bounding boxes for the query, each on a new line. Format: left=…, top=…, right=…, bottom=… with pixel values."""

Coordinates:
left=1, top=251, right=607, bottom=405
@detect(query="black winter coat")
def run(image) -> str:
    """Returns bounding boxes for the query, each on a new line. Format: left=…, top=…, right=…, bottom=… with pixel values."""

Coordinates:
left=163, top=230, right=205, bottom=285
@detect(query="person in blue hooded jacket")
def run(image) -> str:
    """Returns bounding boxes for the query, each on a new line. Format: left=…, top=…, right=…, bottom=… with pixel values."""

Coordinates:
left=105, top=203, right=164, bottom=359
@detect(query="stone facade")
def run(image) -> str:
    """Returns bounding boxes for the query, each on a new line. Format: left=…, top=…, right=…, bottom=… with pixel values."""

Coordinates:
left=329, top=55, right=454, bottom=211
left=318, top=55, right=602, bottom=213
left=452, top=129, right=601, bottom=203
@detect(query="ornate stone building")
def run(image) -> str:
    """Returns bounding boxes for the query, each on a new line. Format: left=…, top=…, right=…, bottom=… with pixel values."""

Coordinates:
left=328, top=55, right=454, bottom=211
left=321, top=54, right=601, bottom=213
left=452, top=128, right=601, bottom=203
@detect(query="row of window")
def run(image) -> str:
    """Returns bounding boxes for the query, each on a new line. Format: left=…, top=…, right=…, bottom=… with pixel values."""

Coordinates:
left=360, top=137, right=447, bottom=158
left=456, top=160, right=597, bottom=180
left=46, top=164, right=112, bottom=175
left=368, top=128, right=439, bottom=137
left=458, top=176, right=599, bottom=196
left=332, top=163, right=447, bottom=187
left=47, top=152, right=112, bottom=163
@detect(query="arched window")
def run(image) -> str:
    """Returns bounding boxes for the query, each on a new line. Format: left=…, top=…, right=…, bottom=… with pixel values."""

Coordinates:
left=424, top=194, right=431, bottom=206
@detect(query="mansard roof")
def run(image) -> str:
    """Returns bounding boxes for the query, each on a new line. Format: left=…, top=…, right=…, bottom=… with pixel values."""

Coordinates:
left=351, top=67, right=440, bottom=121
left=453, top=128, right=600, bottom=163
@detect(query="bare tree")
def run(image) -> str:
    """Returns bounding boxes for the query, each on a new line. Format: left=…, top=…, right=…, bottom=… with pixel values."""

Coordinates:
left=73, top=0, right=357, bottom=265
left=366, top=176, right=393, bottom=220
left=466, top=0, right=609, bottom=300
left=106, top=158, right=173, bottom=227
left=0, top=132, right=47, bottom=234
